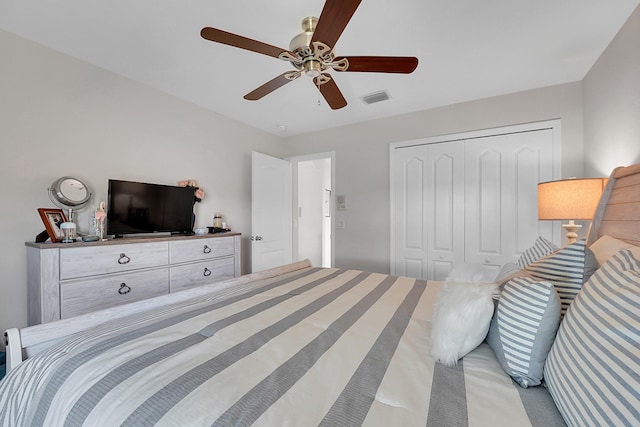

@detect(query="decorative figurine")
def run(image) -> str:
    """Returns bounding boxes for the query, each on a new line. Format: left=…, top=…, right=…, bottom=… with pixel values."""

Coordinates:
left=95, top=201, right=107, bottom=240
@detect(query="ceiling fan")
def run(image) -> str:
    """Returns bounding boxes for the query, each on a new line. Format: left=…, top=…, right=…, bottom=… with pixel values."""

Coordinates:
left=200, top=0, right=418, bottom=110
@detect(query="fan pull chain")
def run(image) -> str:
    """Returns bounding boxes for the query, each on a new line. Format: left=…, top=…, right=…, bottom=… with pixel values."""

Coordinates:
left=316, top=80, right=321, bottom=106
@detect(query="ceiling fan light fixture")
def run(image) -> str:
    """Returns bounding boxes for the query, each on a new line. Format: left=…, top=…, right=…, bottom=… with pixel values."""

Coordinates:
left=304, top=60, right=322, bottom=77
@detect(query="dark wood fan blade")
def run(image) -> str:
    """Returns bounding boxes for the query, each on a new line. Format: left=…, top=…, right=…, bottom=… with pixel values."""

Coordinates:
left=335, top=56, right=419, bottom=73
left=201, top=27, right=293, bottom=59
left=314, top=75, right=347, bottom=110
left=311, top=0, right=362, bottom=48
left=244, top=72, right=300, bottom=101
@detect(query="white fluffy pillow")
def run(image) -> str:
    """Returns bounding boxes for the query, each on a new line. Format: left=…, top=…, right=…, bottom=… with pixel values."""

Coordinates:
left=430, top=266, right=498, bottom=366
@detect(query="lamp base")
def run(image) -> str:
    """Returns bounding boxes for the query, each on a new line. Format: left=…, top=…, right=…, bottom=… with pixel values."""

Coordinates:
left=562, top=220, right=582, bottom=245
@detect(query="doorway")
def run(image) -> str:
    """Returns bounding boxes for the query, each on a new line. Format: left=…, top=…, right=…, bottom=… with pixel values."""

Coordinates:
left=289, top=152, right=335, bottom=268
left=251, top=151, right=334, bottom=273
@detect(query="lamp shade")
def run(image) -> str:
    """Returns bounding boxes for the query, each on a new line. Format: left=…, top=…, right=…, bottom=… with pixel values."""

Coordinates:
left=538, top=178, right=607, bottom=220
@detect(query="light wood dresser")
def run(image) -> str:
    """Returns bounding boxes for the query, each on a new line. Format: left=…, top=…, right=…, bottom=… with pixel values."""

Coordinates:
left=26, top=233, right=241, bottom=325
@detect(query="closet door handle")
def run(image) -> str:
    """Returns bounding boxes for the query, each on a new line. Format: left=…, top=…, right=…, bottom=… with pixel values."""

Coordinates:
left=118, top=253, right=131, bottom=264
left=118, top=283, right=131, bottom=294
left=203, top=267, right=212, bottom=277
left=203, top=245, right=211, bottom=254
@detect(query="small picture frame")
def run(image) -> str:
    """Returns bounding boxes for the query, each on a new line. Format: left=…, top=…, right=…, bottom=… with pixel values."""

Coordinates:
left=38, top=208, right=68, bottom=243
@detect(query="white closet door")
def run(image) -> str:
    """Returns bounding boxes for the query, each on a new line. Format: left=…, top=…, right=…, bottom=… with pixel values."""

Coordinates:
left=392, top=142, right=464, bottom=280
left=464, top=129, right=554, bottom=277
left=426, top=142, right=465, bottom=280
left=392, top=144, right=429, bottom=278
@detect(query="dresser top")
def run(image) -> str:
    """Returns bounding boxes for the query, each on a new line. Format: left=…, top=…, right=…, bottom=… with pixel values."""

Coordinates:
left=26, top=232, right=241, bottom=249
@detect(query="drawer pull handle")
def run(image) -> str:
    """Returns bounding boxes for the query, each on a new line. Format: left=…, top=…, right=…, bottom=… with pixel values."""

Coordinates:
left=118, top=283, right=131, bottom=294
left=203, top=267, right=212, bottom=277
left=118, top=253, right=131, bottom=265
left=203, top=245, right=212, bottom=254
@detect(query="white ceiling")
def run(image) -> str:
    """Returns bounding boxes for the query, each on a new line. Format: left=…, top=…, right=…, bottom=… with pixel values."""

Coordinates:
left=1, top=1, right=638, bottom=137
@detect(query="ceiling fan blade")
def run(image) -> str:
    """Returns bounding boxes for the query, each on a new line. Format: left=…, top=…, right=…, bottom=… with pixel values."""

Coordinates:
left=201, top=27, right=294, bottom=59
left=244, top=72, right=300, bottom=101
left=311, top=0, right=362, bottom=48
left=335, top=56, right=419, bottom=73
left=313, top=75, right=347, bottom=110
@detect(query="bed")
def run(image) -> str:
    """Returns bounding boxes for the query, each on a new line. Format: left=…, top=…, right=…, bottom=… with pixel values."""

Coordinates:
left=1, top=163, right=639, bottom=426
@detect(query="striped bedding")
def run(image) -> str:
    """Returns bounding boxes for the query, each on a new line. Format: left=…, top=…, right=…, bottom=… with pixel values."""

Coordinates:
left=0, top=267, right=565, bottom=426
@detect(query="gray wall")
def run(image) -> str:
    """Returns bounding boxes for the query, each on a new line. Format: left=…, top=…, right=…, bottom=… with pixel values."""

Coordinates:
left=0, top=29, right=284, bottom=339
left=583, top=4, right=640, bottom=176
left=282, top=83, right=584, bottom=274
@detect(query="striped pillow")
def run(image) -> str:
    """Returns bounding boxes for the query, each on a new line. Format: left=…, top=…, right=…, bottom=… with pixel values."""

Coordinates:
left=525, top=240, right=597, bottom=314
left=487, top=277, right=561, bottom=388
left=517, top=236, right=557, bottom=268
left=544, top=248, right=640, bottom=426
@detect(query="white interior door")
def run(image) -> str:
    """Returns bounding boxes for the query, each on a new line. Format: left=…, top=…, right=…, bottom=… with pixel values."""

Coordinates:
left=427, top=142, right=466, bottom=280
left=251, top=152, right=292, bottom=272
left=391, top=121, right=559, bottom=280
left=392, top=144, right=429, bottom=278
left=392, top=142, right=464, bottom=280
left=464, top=129, right=554, bottom=276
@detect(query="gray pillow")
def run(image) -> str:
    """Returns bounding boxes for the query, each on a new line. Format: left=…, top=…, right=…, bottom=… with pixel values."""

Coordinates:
left=495, top=262, right=531, bottom=287
left=487, top=276, right=561, bottom=388
left=517, top=236, right=557, bottom=268
left=525, top=239, right=597, bottom=314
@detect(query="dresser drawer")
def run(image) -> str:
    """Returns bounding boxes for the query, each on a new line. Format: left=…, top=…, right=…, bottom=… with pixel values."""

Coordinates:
left=169, top=257, right=236, bottom=293
left=60, top=242, right=169, bottom=279
left=61, top=269, right=169, bottom=318
left=169, top=236, right=235, bottom=264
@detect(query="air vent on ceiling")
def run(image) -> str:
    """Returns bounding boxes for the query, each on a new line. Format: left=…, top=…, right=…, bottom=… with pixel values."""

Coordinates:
left=361, top=90, right=391, bottom=105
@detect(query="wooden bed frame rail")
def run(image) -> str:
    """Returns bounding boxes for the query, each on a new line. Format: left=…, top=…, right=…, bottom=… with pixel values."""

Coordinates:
left=3, top=260, right=313, bottom=373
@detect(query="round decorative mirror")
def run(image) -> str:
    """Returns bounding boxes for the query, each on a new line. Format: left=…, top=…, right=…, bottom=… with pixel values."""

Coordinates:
left=48, top=176, right=92, bottom=221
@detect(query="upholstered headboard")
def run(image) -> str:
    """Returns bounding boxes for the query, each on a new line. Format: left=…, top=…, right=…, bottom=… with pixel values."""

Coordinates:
left=587, top=163, right=640, bottom=246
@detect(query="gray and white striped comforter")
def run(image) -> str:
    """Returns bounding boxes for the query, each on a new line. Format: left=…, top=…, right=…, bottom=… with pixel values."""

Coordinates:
left=0, top=267, right=565, bottom=426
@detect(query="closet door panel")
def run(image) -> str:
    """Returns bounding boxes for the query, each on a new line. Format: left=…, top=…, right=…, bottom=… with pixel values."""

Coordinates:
left=477, top=148, right=503, bottom=254
left=427, top=143, right=465, bottom=280
left=511, top=130, right=554, bottom=255
left=465, top=130, right=554, bottom=275
left=405, top=157, right=425, bottom=250
left=392, top=145, right=428, bottom=278
left=465, top=138, right=507, bottom=276
left=391, top=122, right=557, bottom=281
left=392, top=142, right=464, bottom=280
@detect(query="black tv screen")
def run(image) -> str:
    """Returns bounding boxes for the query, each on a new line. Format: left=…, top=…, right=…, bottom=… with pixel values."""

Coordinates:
left=106, top=179, right=195, bottom=236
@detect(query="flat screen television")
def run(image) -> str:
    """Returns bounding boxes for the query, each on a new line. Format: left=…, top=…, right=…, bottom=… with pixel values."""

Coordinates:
left=106, top=179, right=195, bottom=237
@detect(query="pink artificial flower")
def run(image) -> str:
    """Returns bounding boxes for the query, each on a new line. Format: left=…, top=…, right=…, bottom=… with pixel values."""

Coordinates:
left=178, top=179, right=205, bottom=202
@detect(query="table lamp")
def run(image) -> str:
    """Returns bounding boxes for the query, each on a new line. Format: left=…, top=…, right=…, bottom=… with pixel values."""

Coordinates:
left=538, top=178, right=607, bottom=244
